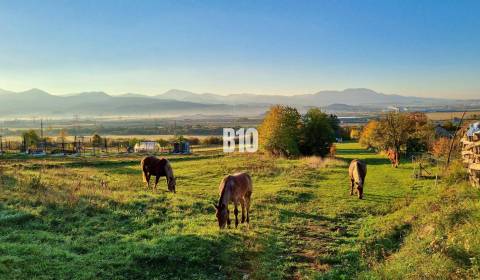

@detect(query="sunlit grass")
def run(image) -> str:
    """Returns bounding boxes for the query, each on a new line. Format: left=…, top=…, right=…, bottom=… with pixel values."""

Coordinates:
left=0, top=142, right=478, bottom=279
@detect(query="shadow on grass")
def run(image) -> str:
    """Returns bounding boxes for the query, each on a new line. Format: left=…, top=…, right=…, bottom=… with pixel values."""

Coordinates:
left=339, top=156, right=392, bottom=166
left=273, top=190, right=316, bottom=204
left=279, top=208, right=336, bottom=223
left=337, top=149, right=376, bottom=155
left=122, top=234, right=242, bottom=279
left=363, top=193, right=402, bottom=203
left=0, top=174, right=18, bottom=188
left=0, top=205, right=37, bottom=227
left=361, top=223, right=412, bottom=265
left=0, top=191, right=256, bottom=279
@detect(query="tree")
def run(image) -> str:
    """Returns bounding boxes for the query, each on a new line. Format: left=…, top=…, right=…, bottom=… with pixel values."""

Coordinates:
left=376, top=112, right=413, bottom=153
left=299, top=108, right=336, bottom=156
left=92, top=134, right=103, bottom=147
left=258, top=105, right=301, bottom=156
left=157, top=138, right=169, bottom=147
left=405, top=113, right=435, bottom=155
left=359, top=120, right=379, bottom=150
left=350, top=127, right=361, bottom=139
left=57, top=129, right=68, bottom=143
left=374, top=112, right=435, bottom=158
left=22, top=130, right=40, bottom=149
left=328, top=114, right=340, bottom=138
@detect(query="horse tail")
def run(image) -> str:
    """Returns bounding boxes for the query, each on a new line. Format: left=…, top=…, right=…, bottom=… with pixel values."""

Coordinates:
left=141, top=157, right=148, bottom=182
left=245, top=173, right=253, bottom=189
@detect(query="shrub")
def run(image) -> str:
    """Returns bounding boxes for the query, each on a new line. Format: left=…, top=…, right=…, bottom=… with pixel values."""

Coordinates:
left=302, top=156, right=347, bottom=169
left=431, top=137, right=451, bottom=159
left=186, top=137, right=200, bottom=145
left=444, top=160, right=468, bottom=184
left=202, top=136, right=222, bottom=145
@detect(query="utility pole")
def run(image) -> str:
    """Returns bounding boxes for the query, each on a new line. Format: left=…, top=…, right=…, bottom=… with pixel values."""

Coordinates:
left=40, top=118, right=44, bottom=152
left=0, top=120, right=3, bottom=153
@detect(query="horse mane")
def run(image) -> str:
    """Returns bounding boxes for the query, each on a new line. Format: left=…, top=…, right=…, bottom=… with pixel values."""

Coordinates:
left=218, top=175, right=232, bottom=207
left=353, top=160, right=366, bottom=180
left=163, top=159, right=173, bottom=178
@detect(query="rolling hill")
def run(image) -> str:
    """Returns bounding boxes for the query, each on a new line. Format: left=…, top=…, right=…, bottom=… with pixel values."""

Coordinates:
left=0, top=87, right=474, bottom=117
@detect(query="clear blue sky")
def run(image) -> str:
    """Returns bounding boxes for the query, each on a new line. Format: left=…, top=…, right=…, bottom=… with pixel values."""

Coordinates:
left=0, top=0, right=479, bottom=98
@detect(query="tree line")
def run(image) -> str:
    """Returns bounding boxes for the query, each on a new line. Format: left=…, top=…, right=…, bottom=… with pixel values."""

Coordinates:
left=258, top=105, right=339, bottom=157
left=359, top=111, right=462, bottom=162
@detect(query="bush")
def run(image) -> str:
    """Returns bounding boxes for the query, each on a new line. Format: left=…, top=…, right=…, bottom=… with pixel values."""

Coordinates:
left=202, top=136, right=222, bottom=145
left=186, top=137, right=200, bottom=145
left=431, top=137, right=451, bottom=159
left=444, top=160, right=468, bottom=184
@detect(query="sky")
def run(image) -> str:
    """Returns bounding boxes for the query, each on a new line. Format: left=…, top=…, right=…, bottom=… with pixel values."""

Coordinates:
left=0, top=0, right=479, bottom=98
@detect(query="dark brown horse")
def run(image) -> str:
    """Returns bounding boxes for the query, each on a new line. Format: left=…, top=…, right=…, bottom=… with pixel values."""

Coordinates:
left=349, top=159, right=367, bottom=199
left=141, top=156, right=176, bottom=192
left=386, top=149, right=399, bottom=168
left=214, top=172, right=253, bottom=229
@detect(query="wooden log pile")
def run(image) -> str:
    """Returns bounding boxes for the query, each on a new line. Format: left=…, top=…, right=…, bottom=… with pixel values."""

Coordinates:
left=461, top=122, right=480, bottom=187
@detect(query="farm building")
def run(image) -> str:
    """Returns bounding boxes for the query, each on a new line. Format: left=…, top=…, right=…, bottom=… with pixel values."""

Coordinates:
left=134, top=141, right=161, bottom=153
left=461, top=122, right=480, bottom=187
left=172, top=142, right=190, bottom=154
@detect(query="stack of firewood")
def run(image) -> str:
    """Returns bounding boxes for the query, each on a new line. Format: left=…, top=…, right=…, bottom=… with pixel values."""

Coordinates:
left=461, top=122, right=480, bottom=187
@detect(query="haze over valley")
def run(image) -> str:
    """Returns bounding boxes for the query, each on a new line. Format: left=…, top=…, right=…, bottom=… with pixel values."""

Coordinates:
left=1, top=87, right=478, bottom=118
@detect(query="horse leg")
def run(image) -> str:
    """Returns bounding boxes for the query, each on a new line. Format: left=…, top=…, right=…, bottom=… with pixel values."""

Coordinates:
left=240, top=198, right=246, bottom=224
left=227, top=208, right=231, bottom=228
left=145, top=173, right=151, bottom=188
left=154, top=176, right=160, bottom=191
left=234, top=202, right=239, bottom=228
left=357, top=184, right=363, bottom=199
left=350, top=179, right=355, bottom=196
left=246, top=191, right=252, bottom=225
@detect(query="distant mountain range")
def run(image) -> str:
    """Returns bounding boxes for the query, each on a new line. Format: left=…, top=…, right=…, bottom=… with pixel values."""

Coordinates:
left=0, top=88, right=476, bottom=117
left=155, top=88, right=458, bottom=106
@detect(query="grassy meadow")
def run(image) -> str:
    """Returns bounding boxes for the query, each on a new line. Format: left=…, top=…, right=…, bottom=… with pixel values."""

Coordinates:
left=1, top=142, right=479, bottom=279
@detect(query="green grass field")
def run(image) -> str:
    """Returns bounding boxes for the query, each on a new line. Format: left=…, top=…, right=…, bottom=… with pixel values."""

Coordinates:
left=1, top=143, right=479, bottom=279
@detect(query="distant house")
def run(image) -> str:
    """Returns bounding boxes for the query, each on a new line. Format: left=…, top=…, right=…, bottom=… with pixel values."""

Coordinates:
left=172, top=142, right=190, bottom=154
left=134, top=141, right=160, bottom=153
left=434, top=125, right=453, bottom=138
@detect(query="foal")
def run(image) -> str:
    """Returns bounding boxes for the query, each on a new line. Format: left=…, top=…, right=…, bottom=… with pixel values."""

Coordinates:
left=214, top=172, right=253, bottom=229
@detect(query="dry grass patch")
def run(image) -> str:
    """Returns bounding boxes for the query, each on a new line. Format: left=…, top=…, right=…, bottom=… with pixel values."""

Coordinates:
left=302, top=156, right=347, bottom=169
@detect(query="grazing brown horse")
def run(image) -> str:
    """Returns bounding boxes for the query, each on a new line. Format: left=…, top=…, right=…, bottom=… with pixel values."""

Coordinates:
left=386, top=149, right=399, bottom=168
left=214, top=172, right=253, bottom=229
left=141, top=156, right=176, bottom=192
left=349, top=159, right=367, bottom=199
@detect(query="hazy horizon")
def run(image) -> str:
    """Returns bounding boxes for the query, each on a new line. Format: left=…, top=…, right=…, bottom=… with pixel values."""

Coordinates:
left=0, top=87, right=472, bottom=100
left=1, top=1, right=479, bottom=98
